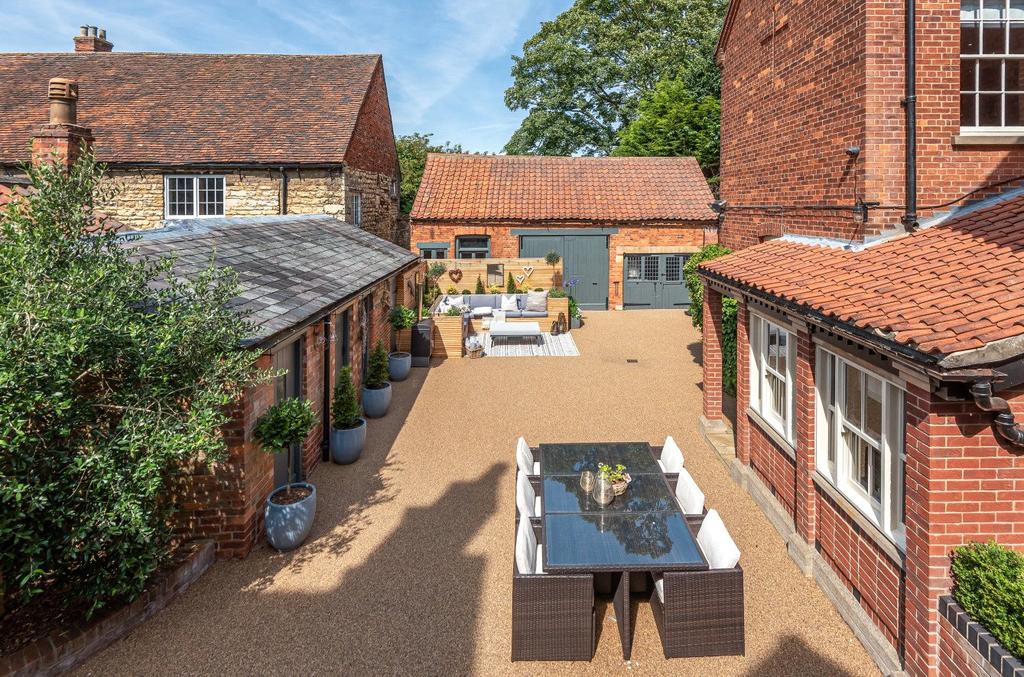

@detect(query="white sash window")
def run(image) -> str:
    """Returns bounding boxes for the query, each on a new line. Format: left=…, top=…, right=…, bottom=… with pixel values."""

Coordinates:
left=749, top=314, right=797, bottom=443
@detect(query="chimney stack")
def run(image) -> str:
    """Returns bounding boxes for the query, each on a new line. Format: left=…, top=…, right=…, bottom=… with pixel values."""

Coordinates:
left=73, top=25, right=113, bottom=52
left=32, top=78, right=94, bottom=170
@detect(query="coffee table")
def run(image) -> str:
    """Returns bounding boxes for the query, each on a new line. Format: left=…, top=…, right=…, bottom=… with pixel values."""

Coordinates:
left=489, top=321, right=542, bottom=346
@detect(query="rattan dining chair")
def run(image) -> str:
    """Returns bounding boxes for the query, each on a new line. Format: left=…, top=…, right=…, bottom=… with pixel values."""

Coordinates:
left=674, top=468, right=706, bottom=515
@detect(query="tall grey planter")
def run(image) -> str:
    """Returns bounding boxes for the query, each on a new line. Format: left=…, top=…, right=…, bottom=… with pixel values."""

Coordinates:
left=330, top=418, right=366, bottom=464
left=388, top=352, right=412, bottom=381
left=265, top=482, right=316, bottom=551
left=362, top=383, right=392, bottom=418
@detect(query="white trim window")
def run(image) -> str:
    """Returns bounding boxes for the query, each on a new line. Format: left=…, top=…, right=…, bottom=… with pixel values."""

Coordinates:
left=346, top=192, right=362, bottom=226
left=815, top=347, right=906, bottom=547
left=960, top=0, right=1024, bottom=131
left=164, top=175, right=224, bottom=218
left=749, top=313, right=797, bottom=442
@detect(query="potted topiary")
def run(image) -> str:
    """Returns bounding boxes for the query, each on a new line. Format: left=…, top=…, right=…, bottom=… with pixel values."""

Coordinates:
left=254, top=397, right=317, bottom=551
left=388, top=305, right=416, bottom=381
left=362, top=340, right=392, bottom=418
left=330, top=366, right=366, bottom=464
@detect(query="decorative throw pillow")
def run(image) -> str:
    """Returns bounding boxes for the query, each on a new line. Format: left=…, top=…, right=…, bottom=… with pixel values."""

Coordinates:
left=448, top=295, right=465, bottom=308
left=525, top=290, right=548, bottom=312
left=501, top=294, right=519, bottom=311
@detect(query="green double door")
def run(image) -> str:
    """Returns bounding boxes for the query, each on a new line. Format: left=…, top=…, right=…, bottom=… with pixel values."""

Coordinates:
left=519, top=234, right=609, bottom=310
left=622, top=254, right=691, bottom=310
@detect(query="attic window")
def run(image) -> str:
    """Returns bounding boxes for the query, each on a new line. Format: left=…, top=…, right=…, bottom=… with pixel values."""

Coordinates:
left=164, top=175, right=224, bottom=218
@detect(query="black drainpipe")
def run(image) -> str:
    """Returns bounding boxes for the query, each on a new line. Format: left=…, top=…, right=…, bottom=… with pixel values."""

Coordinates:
left=969, top=381, right=1024, bottom=446
left=279, top=167, right=289, bottom=215
left=321, top=316, right=331, bottom=462
left=901, top=0, right=919, bottom=232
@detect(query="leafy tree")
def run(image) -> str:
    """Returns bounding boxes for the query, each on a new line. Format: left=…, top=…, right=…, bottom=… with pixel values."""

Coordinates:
left=365, top=341, right=390, bottom=389
left=504, top=0, right=726, bottom=156
left=395, top=133, right=464, bottom=213
left=684, top=245, right=736, bottom=396
left=0, top=151, right=262, bottom=615
left=614, top=78, right=721, bottom=181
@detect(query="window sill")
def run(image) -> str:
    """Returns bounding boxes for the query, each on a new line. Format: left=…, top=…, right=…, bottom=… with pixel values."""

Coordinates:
left=952, top=133, right=1024, bottom=146
left=812, top=472, right=905, bottom=567
left=745, top=407, right=796, bottom=460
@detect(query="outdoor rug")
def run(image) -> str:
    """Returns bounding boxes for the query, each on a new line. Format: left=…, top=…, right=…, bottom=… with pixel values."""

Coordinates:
left=481, top=332, right=580, bottom=358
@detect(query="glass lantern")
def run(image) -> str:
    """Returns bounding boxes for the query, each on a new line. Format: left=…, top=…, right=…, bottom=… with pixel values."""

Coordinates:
left=592, top=475, right=615, bottom=506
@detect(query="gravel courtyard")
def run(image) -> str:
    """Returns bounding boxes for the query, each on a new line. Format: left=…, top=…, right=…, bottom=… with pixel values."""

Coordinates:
left=79, top=311, right=878, bottom=676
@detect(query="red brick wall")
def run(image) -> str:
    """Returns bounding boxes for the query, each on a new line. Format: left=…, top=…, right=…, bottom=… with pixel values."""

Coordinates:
left=747, top=424, right=798, bottom=521
left=410, top=219, right=711, bottom=308
left=344, top=60, right=399, bottom=180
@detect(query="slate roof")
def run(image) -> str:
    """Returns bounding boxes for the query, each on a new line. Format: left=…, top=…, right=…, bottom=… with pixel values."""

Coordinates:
left=0, top=53, right=381, bottom=165
left=699, top=194, right=1024, bottom=364
left=124, top=215, right=417, bottom=346
left=410, top=154, right=716, bottom=222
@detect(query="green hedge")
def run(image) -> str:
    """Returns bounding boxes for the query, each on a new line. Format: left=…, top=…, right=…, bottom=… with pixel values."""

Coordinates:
left=951, top=541, right=1024, bottom=659
left=684, top=245, right=736, bottom=396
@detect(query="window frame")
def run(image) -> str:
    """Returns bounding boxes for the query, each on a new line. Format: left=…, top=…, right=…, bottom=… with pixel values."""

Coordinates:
left=455, top=235, right=491, bottom=259
left=814, top=345, right=906, bottom=548
left=959, top=0, right=1024, bottom=132
left=163, top=174, right=225, bottom=219
left=749, top=313, right=797, bottom=443
left=346, top=192, right=362, bottom=226
left=419, top=246, right=448, bottom=260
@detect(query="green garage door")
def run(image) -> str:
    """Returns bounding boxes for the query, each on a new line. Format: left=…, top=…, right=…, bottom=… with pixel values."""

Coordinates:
left=623, top=254, right=691, bottom=310
left=519, top=234, right=609, bottom=310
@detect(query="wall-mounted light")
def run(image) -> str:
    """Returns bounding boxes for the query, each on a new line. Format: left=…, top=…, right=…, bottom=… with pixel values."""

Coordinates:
left=845, top=146, right=861, bottom=157
left=709, top=199, right=728, bottom=215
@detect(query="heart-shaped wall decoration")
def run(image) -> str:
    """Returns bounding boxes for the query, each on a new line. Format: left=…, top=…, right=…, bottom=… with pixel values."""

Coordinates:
left=522, top=265, right=535, bottom=278
left=448, top=269, right=463, bottom=283
left=514, top=274, right=526, bottom=286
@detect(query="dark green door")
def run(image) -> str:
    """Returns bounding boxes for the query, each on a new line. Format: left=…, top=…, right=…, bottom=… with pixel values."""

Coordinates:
left=623, top=254, right=691, bottom=309
left=271, top=338, right=303, bottom=488
left=519, top=234, right=609, bottom=310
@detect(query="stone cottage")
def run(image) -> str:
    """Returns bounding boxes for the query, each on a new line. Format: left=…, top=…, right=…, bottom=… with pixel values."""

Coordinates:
left=0, top=27, right=403, bottom=245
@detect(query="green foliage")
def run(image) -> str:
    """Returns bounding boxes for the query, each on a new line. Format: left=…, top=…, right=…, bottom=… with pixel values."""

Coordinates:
left=683, top=244, right=736, bottom=396
left=426, top=262, right=447, bottom=281
left=504, top=0, right=727, bottom=155
left=444, top=306, right=463, bottom=316
left=614, top=78, right=721, bottom=180
left=507, top=272, right=517, bottom=294
left=544, top=250, right=561, bottom=265
left=389, top=304, right=416, bottom=331
left=952, top=541, right=1024, bottom=658
left=332, top=367, right=362, bottom=430
left=365, top=341, right=390, bottom=389
left=475, top=275, right=485, bottom=294
left=597, top=463, right=628, bottom=483
left=568, top=296, right=581, bottom=320
left=395, top=133, right=464, bottom=214
left=0, top=151, right=262, bottom=615
left=254, top=398, right=316, bottom=454
left=461, top=288, right=471, bottom=294
left=548, top=288, right=568, bottom=299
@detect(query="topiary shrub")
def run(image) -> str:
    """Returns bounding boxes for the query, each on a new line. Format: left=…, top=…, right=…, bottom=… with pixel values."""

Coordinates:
left=254, top=397, right=316, bottom=500
left=507, top=272, right=517, bottom=294
left=684, top=244, right=737, bottom=396
left=952, top=541, right=1024, bottom=659
left=544, top=250, right=561, bottom=266
left=475, top=275, right=485, bottom=294
left=0, top=150, right=263, bottom=616
left=332, top=366, right=362, bottom=429
left=365, top=340, right=390, bottom=389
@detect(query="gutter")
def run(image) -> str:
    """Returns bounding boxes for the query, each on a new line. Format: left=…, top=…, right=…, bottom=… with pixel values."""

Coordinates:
left=970, top=381, right=1024, bottom=447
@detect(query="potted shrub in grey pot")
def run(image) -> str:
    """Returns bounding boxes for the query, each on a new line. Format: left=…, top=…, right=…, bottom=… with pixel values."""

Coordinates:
left=388, top=304, right=416, bottom=381
left=254, top=397, right=317, bottom=551
left=362, top=340, right=392, bottom=418
left=331, top=366, right=366, bottom=464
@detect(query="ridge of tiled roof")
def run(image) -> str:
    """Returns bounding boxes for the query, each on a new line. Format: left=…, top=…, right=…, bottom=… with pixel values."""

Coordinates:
left=124, top=215, right=417, bottom=346
left=410, top=154, right=716, bottom=222
left=0, top=53, right=381, bottom=165
left=699, top=195, right=1024, bottom=364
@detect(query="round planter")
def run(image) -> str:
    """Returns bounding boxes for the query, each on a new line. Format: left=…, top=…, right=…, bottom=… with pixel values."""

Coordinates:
left=362, top=382, right=392, bottom=418
left=265, top=482, right=317, bottom=552
left=570, top=316, right=582, bottom=329
left=330, top=418, right=366, bottom=464
left=388, top=352, right=412, bottom=381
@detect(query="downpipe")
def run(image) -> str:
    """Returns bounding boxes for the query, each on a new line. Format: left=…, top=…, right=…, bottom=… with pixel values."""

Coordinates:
left=970, top=381, right=1024, bottom=446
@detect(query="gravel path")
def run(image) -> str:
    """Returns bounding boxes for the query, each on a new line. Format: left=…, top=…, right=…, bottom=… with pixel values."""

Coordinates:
left=79, top=311, right=879, bottom=676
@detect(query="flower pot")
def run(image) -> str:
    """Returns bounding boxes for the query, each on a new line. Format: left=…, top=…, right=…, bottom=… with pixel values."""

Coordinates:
left=571, top=316, right=582, bottom=329
left=330, top=418, right=366, bottom=464
left=265, top=482, right=316, bottom=552
left=388, top=351, right=412, bottom=381
left=362, top=382, right=392, bottom=418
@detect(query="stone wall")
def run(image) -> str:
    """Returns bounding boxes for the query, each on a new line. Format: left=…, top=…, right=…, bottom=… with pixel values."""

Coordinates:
left=346, top=166, right=401, bottom=245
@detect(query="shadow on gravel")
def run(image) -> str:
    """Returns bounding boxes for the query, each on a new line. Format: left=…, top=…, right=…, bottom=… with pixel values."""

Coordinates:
left=742, top=634, right=859, bottom=677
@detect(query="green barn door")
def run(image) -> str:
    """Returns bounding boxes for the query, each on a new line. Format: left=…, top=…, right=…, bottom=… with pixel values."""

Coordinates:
left=518, top=234, right=609, bottom=310
left=623, top=254, right=692, bottom=309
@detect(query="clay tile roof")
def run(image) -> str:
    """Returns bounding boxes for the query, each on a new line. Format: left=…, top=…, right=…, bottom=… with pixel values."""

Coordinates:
left=700, top=195, right=1024, bottom=361
left=410, top=154, right=716, bottom=222
left=0, top=53, right=381, bottom=165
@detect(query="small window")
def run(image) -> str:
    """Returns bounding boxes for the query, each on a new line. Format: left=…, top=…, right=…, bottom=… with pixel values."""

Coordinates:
left=336, top=308, right=351, bottom=373
left=456, top=236, right=490, bottom=259
left=420, top=247, right=448, bottom=259
left=346, top=193, right=362, bottom=226
left=665, top=256, right=682, bottom=282
left=642, top=256, right=659, bottom=281
left=626, top=255, right=642, bottom=280
left=749, top=313, right=797, bottom=442
left=164, top=175, right=224, bottom=218
left=960, top=0, right=1024, bottom=130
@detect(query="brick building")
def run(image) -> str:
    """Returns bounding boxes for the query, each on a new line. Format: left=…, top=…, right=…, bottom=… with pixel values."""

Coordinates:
left=0, top=26, right=403, bottom=245
left=410, top=154, right=717, bottom=310
left=703, top=1, right=1024, bottom=674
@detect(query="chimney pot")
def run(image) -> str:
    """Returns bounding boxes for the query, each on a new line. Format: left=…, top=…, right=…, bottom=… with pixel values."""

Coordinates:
left=98, top=28, right=106, bottom=40
left=73, top=26, right=112, bottom=52
left=47, top=78, right=78, bottom=125
left=79, top=25, right=88, bottom=36
left=88, top=26, right=97, bottom=37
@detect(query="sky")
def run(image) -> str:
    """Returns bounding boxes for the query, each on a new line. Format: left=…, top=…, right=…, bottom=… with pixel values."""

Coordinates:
left=3, top=0, right=574, bottom=153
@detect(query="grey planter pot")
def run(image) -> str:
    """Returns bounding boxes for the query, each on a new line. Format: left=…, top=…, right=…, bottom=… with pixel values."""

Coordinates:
left=330, top=418, right=366, bottom=464
left=571, top=316, right=582, bottom=329
left=362, top=383, right=392, bottom=418
left=388, top=352, right=412, bottom=381
left=265, top=482, right=316, bottom=552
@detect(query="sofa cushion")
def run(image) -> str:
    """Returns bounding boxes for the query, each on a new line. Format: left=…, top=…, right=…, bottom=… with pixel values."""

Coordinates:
left=653, top=575, right=665, bottom=602
left=658, top=436, right=685, bottom=473
left=517, top=472, right=537, bottom=517
left=520, top=310, right=546, bottom=318
left=516, top=518, right=537, bottom=574
left=447, top=295, right=465, bottom=308
left=501, top=294, right=519, bottom=311
left=675, top=468, right=705, bottom=514
left=468, top=294, right=498, bottom=308
left=525, top=290, right=548, bottom=312
left=697, top=509, right=741, bottom=570
left=503, top=310, right=524, bottom=318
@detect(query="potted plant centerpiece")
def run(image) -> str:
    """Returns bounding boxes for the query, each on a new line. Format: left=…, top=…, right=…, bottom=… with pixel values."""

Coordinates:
left=362, top=340, right=392, bottom=418
left=254, top=397, right=318, bottom=551
left=330, top=366, right=366, bottom=464
left=598, top=462, right=631, bottom=496
left=388, top=305, right=416, bottom=381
